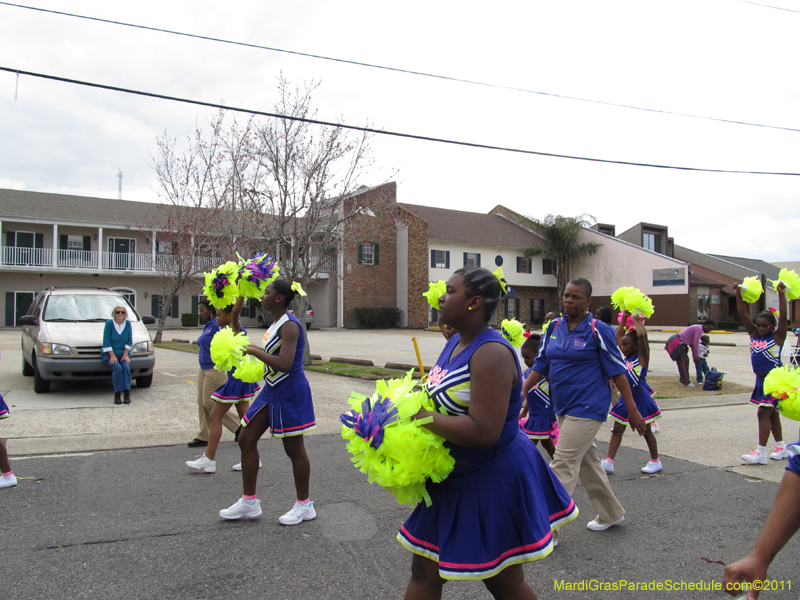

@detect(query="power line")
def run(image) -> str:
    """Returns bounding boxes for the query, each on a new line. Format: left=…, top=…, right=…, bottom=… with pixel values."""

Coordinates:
left=734, top=0, right=800, bottom=14
left=2, top=1, right=800, bottom=135
left=3, top=65, right=799, bottom=177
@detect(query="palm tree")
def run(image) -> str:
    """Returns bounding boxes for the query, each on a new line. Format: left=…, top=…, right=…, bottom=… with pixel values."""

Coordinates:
left=522, top=214, right=601, bottom=307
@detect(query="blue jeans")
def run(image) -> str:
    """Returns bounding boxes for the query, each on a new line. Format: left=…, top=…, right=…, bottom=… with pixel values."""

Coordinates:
left=696, top=359, right=710, bottom=383
left=103, top=353, right=131, bottom=392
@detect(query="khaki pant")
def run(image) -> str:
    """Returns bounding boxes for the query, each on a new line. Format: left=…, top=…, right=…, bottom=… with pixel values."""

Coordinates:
left=550, top=415, right=625, bottom=524
left=195, top=368, right=240, bottom=441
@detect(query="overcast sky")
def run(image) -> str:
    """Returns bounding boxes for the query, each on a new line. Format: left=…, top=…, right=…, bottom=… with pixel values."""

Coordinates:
left=1, top=0, right=799, bottom=261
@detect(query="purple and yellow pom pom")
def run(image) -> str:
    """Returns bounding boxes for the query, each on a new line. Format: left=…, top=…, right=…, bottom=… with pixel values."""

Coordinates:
left=739, top=276, right=763, bottom=304
left=209, top=327, right=249, bottom=372
left=768, top=268, right=800, bottom=302
left=340, top=371, right=455, bottom=506
left=764, top=365, right=800, bottom=421
left=423, top=280, right=447, bottom=309
left=203, top=261, right=240, bottom=309
left=501, top=319, right=525, bottom=348
left=237, top=253, right=280, bottom=299
left=233, top=354, right=264, bottom=383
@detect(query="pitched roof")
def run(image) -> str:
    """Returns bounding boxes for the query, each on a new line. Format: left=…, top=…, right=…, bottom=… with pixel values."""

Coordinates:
left=709, top=254, right=780, bottom=280
left=399, top=203, right=540, bottom=249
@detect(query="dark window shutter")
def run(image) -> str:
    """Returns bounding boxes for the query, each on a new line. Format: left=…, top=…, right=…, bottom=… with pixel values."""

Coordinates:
left=6, top=231, right=13, bottom=247
left=463, top=252, right=468, bottom=267
left=152, top=295, right=159, bottom=317
left=516, top=256, right=521, bottom=273
left=59, top=234, right=68, bottom=250
left=476, top=254, right=481, bottom=268
left=528, top=259, right=533, bottom=274
left=357, top=243, right=363, bottom=264
left=83, top=236, right=91, bottom=251
left=191, top=296, right=198, bottom=315
left=5, top=292, right=14, bottom=326
left=431, top=249, right=436, bottom=268
left=374, top=243, right=379, bottom=266
left=171, top=296, right=179, bottom=318
left=34, top=233, right=44, bottom=249
left=445, top=251, right=450, bottom=269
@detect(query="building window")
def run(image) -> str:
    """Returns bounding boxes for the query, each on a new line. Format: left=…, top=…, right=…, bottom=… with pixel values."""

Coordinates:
left=430, top=250, right=450, bottom=269
left=542, top=259, right=556, bottom=275
left=358, top=242, right=379, bottom=265
left=516, top=256, right=532, bottom=274
left=495, top=255, right=503, bottom=267
left=463, top=252, right=481, bottom=268
left=67, top=235, right=85, bottom=250
left=151, top=294, right=178, bottom=318
left=111, top=287, right=136, bottom=309
left=504, top=298, right=519, bottom=320
left=530, top=298, right=545, bottom=323
left=157, top=241, right=174, bottom=255
left=643, top=232, right=661, bottom=252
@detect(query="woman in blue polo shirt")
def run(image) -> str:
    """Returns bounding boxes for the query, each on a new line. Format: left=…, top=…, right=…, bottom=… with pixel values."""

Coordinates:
left=523, top=277, right=646, bottom=533
left=102, top=305, right=133, bottom=405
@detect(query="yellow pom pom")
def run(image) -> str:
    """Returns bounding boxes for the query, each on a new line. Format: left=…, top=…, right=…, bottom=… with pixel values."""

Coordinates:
left=768, top=268, right=800, bottom=301
left=501, top=319, right=525, bottom=348
left=740, top=276, right=763, bottom=304
left=203, top=261, right=240, bottom=309
left=422, top=280, right=446, bottom=309
left=237, top=253, right=280, bottom=299
left=610, top=287, right=635, bottom=311
left=623, top=289, right=654, bottom=319
left=764, top=366, right=800, bottom=420
left=233, top=354, right=264, bottom=383
left=209, top=327, right=249, bottom=372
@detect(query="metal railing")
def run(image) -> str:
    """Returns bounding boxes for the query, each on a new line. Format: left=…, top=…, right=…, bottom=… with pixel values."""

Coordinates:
left=1, top=246, right=52, bottom=266
left=57, top=249, right=99, bottom=268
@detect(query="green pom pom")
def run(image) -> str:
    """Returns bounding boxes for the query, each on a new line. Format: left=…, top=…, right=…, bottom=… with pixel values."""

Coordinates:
left=768, top=268, right=800, bottom=302
left=501, top=319, right=525, bottom=348
left=341, top=370, right=455, bottom=506
left=233, top=354, right=264, bottom=383
left=623, top=289, right=654, bottom=318
left=764, top=366, right=800, bottom=420
left=610, top=287, right=635, bottom=311
left=203, top=261, right=240, bottom=309
left=740, top=276, right=763, bottom=304
left=422, top=280, right=446, bottom=309
left=210, top=327, right=249, bottom=372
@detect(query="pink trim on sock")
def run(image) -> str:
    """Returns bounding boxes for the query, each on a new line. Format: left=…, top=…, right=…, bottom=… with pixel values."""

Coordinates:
left=605, top=458, right=614, bottom=464
left=243, top=495, right=257, bottom=501
left=297, top=498, right=310, bottom=505
left=1, top=471, right=12, bottom=477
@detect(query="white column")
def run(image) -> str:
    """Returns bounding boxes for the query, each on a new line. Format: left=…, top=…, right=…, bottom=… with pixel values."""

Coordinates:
left=53, top=224, right=58, bottom=267
left=98, top=227, right=103, bottom=270
left=151, top=230, right=156, bottom=271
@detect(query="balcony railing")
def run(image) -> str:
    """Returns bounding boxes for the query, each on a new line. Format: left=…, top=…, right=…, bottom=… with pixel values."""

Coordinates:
left=2, top=246, right=53, bottom=266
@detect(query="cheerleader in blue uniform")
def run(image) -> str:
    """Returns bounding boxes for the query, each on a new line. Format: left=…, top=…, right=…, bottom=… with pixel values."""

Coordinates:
left=186, top=296, right=259, bottom=474
left=736, top=282, right=789, bottom=465
left=219, top=280, right=316, bottom=525
left=601, top=312, right=662, bottom=474
left=399, top=268, right=578, bottom=600
left=0, top=351, right=16, bottom=489
left=519, top=335, right=556, bottom=459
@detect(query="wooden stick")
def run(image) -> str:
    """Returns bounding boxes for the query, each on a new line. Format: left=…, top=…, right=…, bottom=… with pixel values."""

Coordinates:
left=412, top=337, right=425, bottom=380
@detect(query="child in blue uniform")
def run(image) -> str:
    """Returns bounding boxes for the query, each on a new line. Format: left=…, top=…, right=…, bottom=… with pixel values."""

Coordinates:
left=219, top=280, right=316, bottom=525
left=187, top=296, right=259, bottom=474
left=736, top=282, right=788, bottom=464
left=519, top=335, right=556, bottom=459
left=0, top=350, right=16, bottom=489
left=602, top=312, right=662, bottom=474
left=399, top=268, right=577, bottom=599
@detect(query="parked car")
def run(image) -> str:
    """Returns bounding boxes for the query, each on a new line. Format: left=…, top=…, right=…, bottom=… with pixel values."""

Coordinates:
left=258, top=302, right=315, bottom=329
left=19, top=287, right=156, bottom=393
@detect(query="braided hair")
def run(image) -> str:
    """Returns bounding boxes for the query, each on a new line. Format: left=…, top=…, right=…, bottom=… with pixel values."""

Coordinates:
left=455, top=267, right=507, bottom=322
left=270, top=279, right=297, bottom=307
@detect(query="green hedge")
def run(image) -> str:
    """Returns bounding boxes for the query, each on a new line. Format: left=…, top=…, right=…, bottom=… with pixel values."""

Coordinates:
left=353, top=307, right=401, bottom=329
left=717, top=320, right=739, bottom=331
left=181, top=313, right=199, bottom=327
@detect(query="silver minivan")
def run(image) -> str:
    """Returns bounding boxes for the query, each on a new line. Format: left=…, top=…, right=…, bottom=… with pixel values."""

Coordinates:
left=19, top=287, right=156, bottom=393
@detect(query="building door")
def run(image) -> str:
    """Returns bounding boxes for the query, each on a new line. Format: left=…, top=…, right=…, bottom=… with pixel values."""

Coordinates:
left=5, top=291, right=34, bottom=326
left=108, top=238, right=136, bottom=269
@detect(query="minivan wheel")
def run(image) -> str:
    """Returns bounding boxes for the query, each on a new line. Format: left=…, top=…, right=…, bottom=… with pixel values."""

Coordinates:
left=22, top=353, right=34, bottom=376
left=33, top=355, right=51, bottom=393
left=258, top=316, right=265, bottom=328
left=136, top=373, right=153, bottom=388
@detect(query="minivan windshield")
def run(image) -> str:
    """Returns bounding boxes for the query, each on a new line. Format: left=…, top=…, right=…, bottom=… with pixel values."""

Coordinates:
left=43, top=295, right=140, bottom=322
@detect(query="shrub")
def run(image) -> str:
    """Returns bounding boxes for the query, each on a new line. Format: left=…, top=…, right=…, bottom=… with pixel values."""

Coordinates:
left=353, top=307, right=401, bottom=329
left=717, top=320, right=738, bottom=331
left=181, top=313, right=199, bottom=327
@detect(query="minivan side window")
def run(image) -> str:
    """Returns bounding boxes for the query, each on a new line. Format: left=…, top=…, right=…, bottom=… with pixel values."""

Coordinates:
left=28, top=294, right=45, bottom=316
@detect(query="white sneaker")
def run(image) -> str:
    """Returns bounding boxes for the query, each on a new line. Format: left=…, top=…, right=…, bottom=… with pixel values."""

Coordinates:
left=769, top=446, right=789, bottom=460
left=685, top=382, right=696, bottom=388
left=586, top=516, right=624, bottom=531
left=278, top=501, right=316, bottom=526
left=0, top=474, right=17, bottom=488
left=232, top=460, right=262, bottom=471
left=650, top=422, right=660, bottom=433
left=219, top=498, right=262, bottom=520
left=741, top=449, right=768, bottom=465
left=641, top=460, right=663, bottom=474
left=186, top=454, right=216, bottom=473
left=601, top=458, right=615, bottom=474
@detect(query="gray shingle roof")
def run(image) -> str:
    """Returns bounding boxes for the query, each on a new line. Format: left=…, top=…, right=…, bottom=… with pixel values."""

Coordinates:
left=399, top=203, right=540, bottom=249
left=709, top=254, right=780, bottom=280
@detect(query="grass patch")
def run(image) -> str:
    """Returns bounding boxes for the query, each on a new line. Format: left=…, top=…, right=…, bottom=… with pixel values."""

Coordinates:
left=648, top=376, right=751, bottom=399
left=305, top=360, right=412, bottom=381
left=155, top=342, right=200, bottom=353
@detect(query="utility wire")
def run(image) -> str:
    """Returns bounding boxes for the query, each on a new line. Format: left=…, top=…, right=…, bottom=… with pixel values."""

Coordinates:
left=3, top=66, right=799, bottom=177
left=734, top=0, right=800, bottom=14
left=2, top=1, right=800, bottom=135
